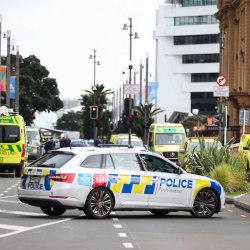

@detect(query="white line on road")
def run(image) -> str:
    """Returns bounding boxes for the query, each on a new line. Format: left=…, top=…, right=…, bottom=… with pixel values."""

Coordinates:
left=0, top=209, right=45, bottom=216
left=0, top=195, right=18, bottom=199
left=118, top=233, right=128, bottom=238
left=0, top=224, right=29, bottom=231
left=122, top=242, right=134, bottom=248
left=113, top=218, right=119, bottom=221
left=0, top=218, right=73, bottom=239
left=113, top=224, right=123, bottom=229
left=240, top=214, right=248, bottom=218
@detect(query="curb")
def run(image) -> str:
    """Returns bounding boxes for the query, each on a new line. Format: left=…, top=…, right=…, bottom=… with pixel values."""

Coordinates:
left=225, top=196, right=250, bottom=212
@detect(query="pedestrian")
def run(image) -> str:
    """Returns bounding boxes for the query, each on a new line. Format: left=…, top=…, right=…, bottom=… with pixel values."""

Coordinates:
left=102, top=136, right=108, bottom=144
left=94, top=136, right=102, bottom=147
left=65, top=136, right=71, bottom=147
left=59, top=137, right=66, bottom=148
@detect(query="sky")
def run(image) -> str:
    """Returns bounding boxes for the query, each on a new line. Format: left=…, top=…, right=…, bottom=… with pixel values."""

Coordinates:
left=1, top=0, right=164, bottom=102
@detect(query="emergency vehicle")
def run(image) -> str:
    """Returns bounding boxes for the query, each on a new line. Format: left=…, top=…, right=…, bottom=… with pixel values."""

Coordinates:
left=148, top=123, right=186, bottom=162
left=0, top=106, right=28, bottom=177
left=18, top=146, right=225, bottom=219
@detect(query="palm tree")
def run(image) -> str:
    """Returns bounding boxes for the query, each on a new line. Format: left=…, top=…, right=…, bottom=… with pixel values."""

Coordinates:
left=134, top=103, right=164, bottom=141
left=82, top=84, right=113, bottom=139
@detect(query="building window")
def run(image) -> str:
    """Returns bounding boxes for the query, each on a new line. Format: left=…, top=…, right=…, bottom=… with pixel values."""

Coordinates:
left=174, top=15, right=218, bottom=26
left=183, top=54, right=219, bottom=63
left=191, top=73, right=218, bottom=82
left=191, top=92, right=217, bottom=115
left=182, top=0, right=216, bottom=7
left=174, top=34, right=219, bottom=45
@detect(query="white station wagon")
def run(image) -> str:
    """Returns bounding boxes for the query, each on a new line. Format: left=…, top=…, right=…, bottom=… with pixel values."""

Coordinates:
left=18, top=146, right=225, bottom=219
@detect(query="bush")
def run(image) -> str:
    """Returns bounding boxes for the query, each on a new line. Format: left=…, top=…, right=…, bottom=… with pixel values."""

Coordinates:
left=210, top=163, right=248, bottom=192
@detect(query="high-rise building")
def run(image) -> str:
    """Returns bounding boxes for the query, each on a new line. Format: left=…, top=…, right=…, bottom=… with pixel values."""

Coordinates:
left=154, top=0, right=219, bottom=122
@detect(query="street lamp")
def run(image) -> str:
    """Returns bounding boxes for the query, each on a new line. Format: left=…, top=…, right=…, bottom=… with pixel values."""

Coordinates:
left=89, top=49, right=101, bottom=86
left=122, top=17, right=139, bottom=145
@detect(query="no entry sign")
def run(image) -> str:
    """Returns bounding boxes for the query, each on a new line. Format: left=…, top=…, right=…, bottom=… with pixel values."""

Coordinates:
left=216, top=75, right=226, bottom=86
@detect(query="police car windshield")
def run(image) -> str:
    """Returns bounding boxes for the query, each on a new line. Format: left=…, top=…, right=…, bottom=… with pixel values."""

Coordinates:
left=0, top=125, right=20, bottom=143
left=155, top=133, right=184, bottom=145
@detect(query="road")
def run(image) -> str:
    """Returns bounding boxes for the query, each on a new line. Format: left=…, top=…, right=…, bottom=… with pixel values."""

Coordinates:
left=0, top=175, right=249, bottom=250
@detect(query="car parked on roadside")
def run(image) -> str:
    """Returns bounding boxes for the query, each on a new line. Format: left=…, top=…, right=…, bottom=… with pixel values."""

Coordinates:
left=178, top=137, right=222, bottom=166
left=18, top=146, right=225, bottom=219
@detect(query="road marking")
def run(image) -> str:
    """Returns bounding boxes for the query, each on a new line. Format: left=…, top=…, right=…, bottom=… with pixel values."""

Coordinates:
left=113, top=224, right=122, bottom=229
left=240, top=215, right=248, bottom=218
left=0, top=218, right=73, bottom=239
left=113, top=218, right=119, bottom=221
left=227, top=209, right=234, bottom=212
left=0, top=209, right=45, bottom=216
left=118, top=233, right=128, bottom=238
left=0, top=200, right=21, bottom=203
left=0, top=224, right=29, bottom=231
left=0, top=195, right=19, bottom=199
left=122, top=242, right=134, bottom=248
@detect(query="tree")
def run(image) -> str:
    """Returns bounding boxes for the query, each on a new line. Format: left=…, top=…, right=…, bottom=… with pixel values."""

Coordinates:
left=57, top=111, right=83, bottom=132
left=19, top=55, right=63, bottom=125
left=134, top=103, right=164, bottom=140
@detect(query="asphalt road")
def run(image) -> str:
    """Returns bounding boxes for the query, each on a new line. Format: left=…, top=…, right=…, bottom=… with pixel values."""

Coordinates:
left=0, top=175, right=250, bottom=250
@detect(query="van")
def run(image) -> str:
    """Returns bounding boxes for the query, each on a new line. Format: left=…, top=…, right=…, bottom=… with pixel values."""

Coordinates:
left=26, top=127, right=42, bottom=159
left=0, top=106, right=28, bottom=177
left=148, top=123, right=186, bottom=162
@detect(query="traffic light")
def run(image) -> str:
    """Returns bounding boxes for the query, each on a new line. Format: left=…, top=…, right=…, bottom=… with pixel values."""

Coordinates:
left=90, top=106, right=98, bottom=119
left=213, top=114, right=221, bottom=126
left=128, top=115, right=134, bottom=128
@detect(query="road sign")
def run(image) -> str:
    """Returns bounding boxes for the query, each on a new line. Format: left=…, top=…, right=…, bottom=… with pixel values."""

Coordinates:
left=124, top=84, right=140, bottom=95
left=213, top=86, right=229, bottom=97
left=216, top=75, right=226, bottom=86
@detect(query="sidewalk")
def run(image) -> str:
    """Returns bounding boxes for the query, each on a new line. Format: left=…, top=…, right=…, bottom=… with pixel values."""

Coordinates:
left=226, top=193, right=250, bottom=212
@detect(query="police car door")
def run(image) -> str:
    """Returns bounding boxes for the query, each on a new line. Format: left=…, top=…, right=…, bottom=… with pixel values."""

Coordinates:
left=139, top=154, right=193, bottom=208
left=108, top=153, right=149, bottom=207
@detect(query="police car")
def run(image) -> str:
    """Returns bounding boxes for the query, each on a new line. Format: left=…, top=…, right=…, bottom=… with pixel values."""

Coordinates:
left=18, top=146, right=225, bottom=219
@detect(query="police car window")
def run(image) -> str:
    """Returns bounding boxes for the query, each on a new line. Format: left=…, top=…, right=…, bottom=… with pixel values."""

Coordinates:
left=139, top=154, right=178, bottom=174
left=80, top=155, right=103, bottom=169
left=0, top=125, right=20, bottom=143
left=30, top=152, right=74, bottom=168
left=110, top=153, right=141, bottom=171
left=103, top=154, right=115, bottom=169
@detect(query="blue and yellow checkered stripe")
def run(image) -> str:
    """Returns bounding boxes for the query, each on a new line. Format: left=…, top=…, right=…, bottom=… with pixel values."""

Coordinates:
left=194, top=179, right=222, bottom=197
left=107, top=174, right=157, bottom=195
left=22, top=168, right=57, bottom=190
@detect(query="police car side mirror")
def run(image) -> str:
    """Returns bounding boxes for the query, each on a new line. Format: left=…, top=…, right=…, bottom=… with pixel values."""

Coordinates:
left=177, top=168, right=183, bottom=175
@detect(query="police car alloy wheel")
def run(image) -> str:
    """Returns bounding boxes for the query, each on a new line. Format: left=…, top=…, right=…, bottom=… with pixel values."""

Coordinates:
left=190, top=188, right=219, bottom=218
left=40, top=206, right=67, bottom=216
left=84, top=187, right=114, bottom=219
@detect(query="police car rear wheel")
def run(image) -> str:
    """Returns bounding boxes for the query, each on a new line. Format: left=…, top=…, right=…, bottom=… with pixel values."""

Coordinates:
left=84, top=187, right=114, bottom=219
left=40, top=206, right=66, bottom=216
left=190, top=188, right=218, bottom=218
left=149, top=210, right=170, bottom=216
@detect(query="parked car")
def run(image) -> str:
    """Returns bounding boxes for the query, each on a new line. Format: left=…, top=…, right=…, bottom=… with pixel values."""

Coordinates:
left=18, top=146, right=225, bottom=219
left=26, top=127, right=42, bottom=160
left=119, top=138, right=146, bottom=150
left=178, top=137, right=222, bottom=166
left=70, top=139, right=88, bottom=147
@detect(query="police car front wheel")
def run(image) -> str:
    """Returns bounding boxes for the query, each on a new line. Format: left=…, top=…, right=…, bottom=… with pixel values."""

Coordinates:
left=84, top=187, right=114, bottom=219
left=190, top=188, right=219, bottom=218
left=40, top=206, right=67, bottom=216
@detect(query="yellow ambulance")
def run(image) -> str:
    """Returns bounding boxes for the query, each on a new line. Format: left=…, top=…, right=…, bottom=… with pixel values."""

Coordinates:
left=148, top=123, right=186, bottom=163
left=0, top=106, right=28, bottom=177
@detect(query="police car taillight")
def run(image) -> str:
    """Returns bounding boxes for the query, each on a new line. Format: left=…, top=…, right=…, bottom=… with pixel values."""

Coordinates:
left=48, top=173, right=75, bottom=183
left=21, top=144, right=25, bottom=157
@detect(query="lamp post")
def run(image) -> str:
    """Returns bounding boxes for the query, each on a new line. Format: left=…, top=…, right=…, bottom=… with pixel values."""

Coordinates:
left=144, top=53, right=149, bottom=144
left=15, top=45, right=20, bottom=112
left=5, top=30, right=11, bottom=107
left=0, top=15, right=2, bottom=106
left=122, top=17, right=139, bottom=145
left=89, top=49, right=100, bottom=86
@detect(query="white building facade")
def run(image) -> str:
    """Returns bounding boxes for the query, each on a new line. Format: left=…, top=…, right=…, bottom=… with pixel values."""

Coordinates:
left=154, top=0, right=220, bottom=122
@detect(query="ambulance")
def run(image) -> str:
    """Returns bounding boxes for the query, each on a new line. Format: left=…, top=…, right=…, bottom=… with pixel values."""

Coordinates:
left=0, top=106, right=28, bottom=177
left=148, top=123, right=186, bottom=162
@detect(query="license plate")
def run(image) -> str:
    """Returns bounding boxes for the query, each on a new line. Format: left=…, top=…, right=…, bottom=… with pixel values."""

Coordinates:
left=29, top=176, right=41, bottom=184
